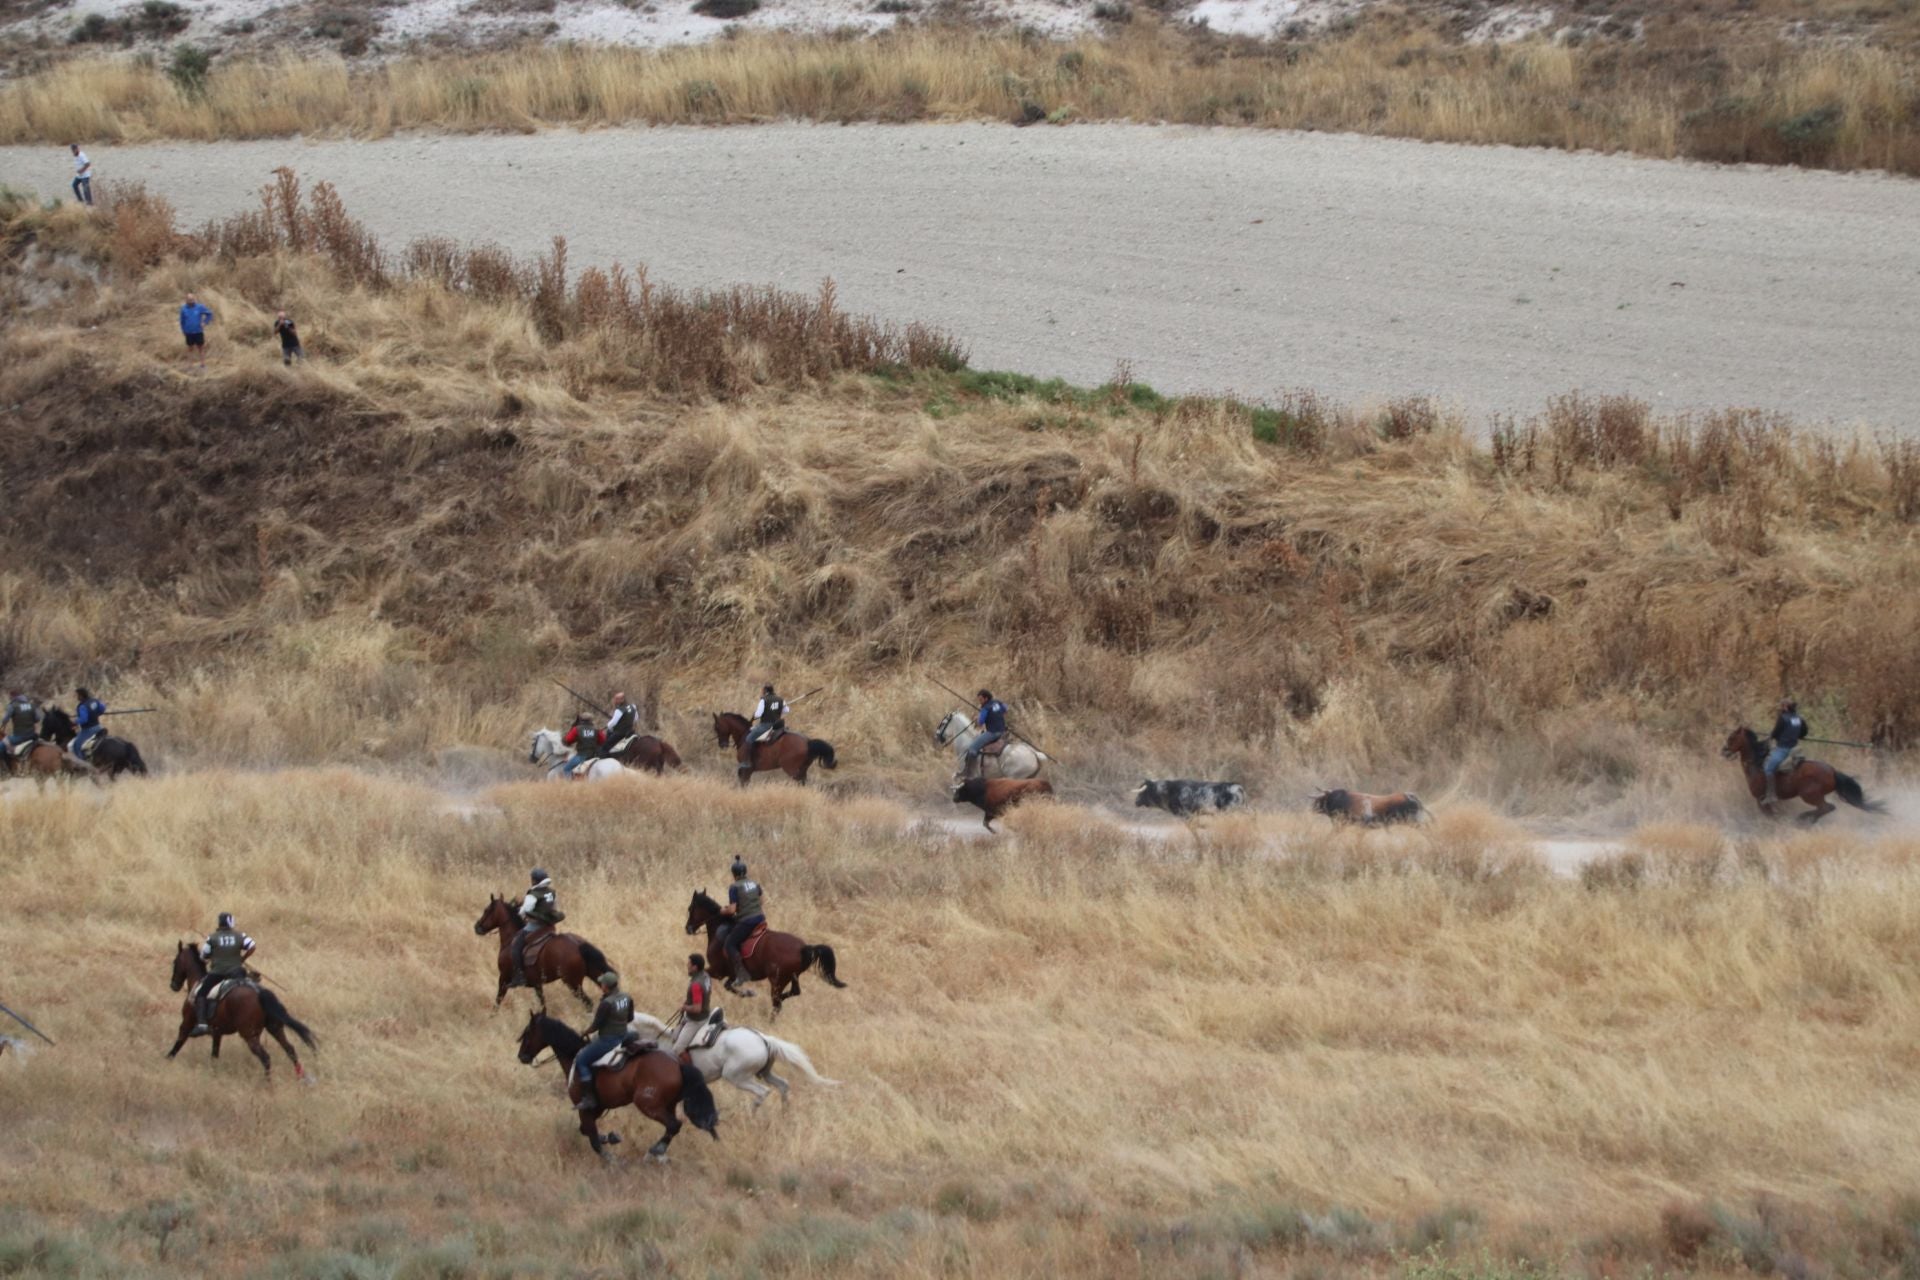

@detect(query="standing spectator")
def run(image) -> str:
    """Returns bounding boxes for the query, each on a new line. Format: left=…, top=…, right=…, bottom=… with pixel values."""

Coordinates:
left=68, top=144, right=93, bottom=206
left=272, top=310, right=303, bottom=366
left=178, top=293, right=215, bottom=373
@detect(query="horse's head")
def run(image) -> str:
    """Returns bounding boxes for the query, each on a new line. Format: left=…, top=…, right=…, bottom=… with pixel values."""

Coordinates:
left=933, top=711, right=960, bottom=746
left=1722, top=727, right=1755, bottom=760
left=516, top=1009, right=546, bottom=1065
left=712, top=714, right=738, bottom=749
left=474, top=894, right=512, bottom=937
left=686, top=888, right=720, bottom=934
left=529, top=729, right=562, bottom=764
left=168, top=941, right=197, bottom=992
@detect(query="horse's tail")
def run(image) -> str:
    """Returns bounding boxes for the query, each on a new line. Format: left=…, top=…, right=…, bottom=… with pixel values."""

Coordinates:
left=576, top=940, right=612, bottom=979
left=677, top=1060, right=720, bottom=1137
left=125, top=743, right=149, bottom=776
left=808, top=739, right=837, bottom=770
left=258, top=989, right=318, bottom=1049
left=760, top=1033, right=841, bottom=1087
left=1834, top=770, right=1888, bottom=815
left=802, top=943, right=848, bottom=989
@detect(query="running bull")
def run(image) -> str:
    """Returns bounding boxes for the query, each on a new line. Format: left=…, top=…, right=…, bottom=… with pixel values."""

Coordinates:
left=1133, top=779, right=1247, bottom=817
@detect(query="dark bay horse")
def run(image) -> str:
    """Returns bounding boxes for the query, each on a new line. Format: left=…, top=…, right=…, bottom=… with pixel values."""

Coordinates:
left=685, top=889, right=845, bottom=1016
left=166, top=943, right=316, bottom=1079
left=516, top=1011, right=718, bottom=1159
left=3, top=712, right=95, bottom=784
left=1723, top=727, right=1886, bottom=821
left=711, top=712, right=837, bottom=786
left=41, top=707, right=148, bottom=779
left=607, top=734, right=683, bottom=775
left=473, top=895, right=613, bottom=1010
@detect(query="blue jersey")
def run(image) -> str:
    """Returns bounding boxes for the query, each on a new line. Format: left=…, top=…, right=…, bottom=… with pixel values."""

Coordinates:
left=179, top=302, right=213, bottom=335
left=76, top=699, right=105, bottom=730
left=977, top=701, right=1007, bottom=733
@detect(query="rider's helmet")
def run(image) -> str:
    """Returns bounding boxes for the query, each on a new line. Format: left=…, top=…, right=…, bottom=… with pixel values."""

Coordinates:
left=730, top=857, right=748, bottom=879
left=217, top=912, right=235, bottom=929
left=530, top=868, right=549, bottom=885
left=597, top=971, right=620, bottom=989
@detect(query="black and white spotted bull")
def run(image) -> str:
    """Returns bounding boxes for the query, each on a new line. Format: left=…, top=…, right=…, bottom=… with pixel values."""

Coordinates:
left=1133, top=779, right=1247, bottom=818
left=1309, top=788, right=1425, bottom=826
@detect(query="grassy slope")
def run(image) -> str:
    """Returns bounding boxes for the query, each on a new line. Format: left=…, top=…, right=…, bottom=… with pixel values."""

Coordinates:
left=2, top=20, right=1920, bottom=175
left=2, top=774, right=1919, bottom=1278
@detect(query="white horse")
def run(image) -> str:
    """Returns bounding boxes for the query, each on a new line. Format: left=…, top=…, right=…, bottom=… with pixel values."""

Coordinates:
left=933, top=710, right=1047, bottom=781
left=629, top=1012, right=839, bottom=1108
left=527, top=728, right=625, bottom=782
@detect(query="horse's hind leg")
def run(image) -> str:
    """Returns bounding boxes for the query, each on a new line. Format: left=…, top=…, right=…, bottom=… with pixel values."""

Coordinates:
left=244, top=1033, right=272, bottom=1077
left=645, top=1108, right=683, bottom=1160
left=725, top=1062, right=773, bottom=1109
left=268, top=1025, right=306, bottom=1080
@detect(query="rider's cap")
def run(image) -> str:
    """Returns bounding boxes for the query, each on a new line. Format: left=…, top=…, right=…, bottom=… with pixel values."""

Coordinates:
left=217, top=912, right=234, bottom=928
left=597, top=971, right=619, bottom=988
left=531, top=868, right=548, bottom=884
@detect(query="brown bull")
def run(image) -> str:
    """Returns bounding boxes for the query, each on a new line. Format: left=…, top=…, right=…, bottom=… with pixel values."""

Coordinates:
left=952, top=776, right=1053, bottom=831
left=1309, top=787, right=1425, bottom=826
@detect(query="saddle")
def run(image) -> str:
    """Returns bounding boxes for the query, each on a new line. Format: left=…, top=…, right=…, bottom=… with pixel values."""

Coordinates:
left=979, top=738, right=1007, bottom=757
left=204, top=976, right=252, bottom=1007
left=608, top=735, right=637, bottom=755
left=590, top=1031, right=654, bottom=1073
left=522, top=925, right=560, bottom=966
left=568, top=758, right=597, bottom=778
left=692, top=1009, right=727, bottom=1050
left=76, top=736, right=101, bottom=761
left=3, top=738, right=34, bottom=758
left=737, top=921, right=770, bottom=961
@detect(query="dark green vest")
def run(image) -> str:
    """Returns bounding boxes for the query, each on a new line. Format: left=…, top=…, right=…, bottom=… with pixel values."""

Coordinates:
left=526, top=885, right=559, bottom=924
left=732, top=880, right=763, bottom=918
left=205, top=929, right=247, bottom=976
left=593, top=992, right=633, bottom=1039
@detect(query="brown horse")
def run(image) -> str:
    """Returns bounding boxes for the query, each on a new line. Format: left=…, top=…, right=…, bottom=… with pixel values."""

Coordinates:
left=2, top=738, right=96, bottom=784
left=711, top=712, right=837, bottom=786
left=685, top=889, right=845, bottom=1016
left=1722, top=727, right=1886, bottom=821
left=166, top=943, right=317, bottom=1079
left=607, top=734, right=683, bottom=775
left=473, top=895, right=614, bottom=1010
left=516, top=1011, right=719, bottom=1159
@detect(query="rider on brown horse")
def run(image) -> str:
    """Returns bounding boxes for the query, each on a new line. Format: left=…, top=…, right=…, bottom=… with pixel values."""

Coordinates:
left=721, top=858, right=767, bottom=989
left=191, top=912, right=255, bottom=1037
left=574, top=970, right=634, bottom=1112
left=4, top=689, right=40, bottom=759
left=511, top=869, right=565, bottom=988
left=606, top=692, right=638, bottom=752
left=740, top=686, right=786, bottom=783
left=1761, top=698, right=1809, bottom=811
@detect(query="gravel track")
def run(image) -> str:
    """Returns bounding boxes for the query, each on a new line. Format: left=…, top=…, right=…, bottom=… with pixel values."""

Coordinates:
left=5, top=123, right=1918, bottom=427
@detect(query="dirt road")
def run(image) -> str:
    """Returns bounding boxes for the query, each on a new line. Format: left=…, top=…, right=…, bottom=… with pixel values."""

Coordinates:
left=7, top=123, right=1917, bottom=425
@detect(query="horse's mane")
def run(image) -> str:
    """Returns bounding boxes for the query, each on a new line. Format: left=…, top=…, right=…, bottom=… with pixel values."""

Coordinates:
left=1733, top=727, right=1764, bottom=766
left=715, top=711, right=748, bottom=726
left=690, top=888, right=720, bottom=912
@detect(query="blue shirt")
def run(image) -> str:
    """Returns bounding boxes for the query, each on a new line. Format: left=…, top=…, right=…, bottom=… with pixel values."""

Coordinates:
left=977, top=701, right=1007, bottom=733
left=179, top=303, right=213, bottom=335
left=75, top=699, right=105, bottom=729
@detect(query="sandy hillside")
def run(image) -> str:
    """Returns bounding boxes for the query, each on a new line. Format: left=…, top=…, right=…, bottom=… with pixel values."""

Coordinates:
left=6, top=122, right=1919, bottom=426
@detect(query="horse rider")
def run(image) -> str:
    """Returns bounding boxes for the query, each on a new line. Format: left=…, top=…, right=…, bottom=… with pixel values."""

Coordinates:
left=670, top=953, right=714, bottom=1064
left=190, top=912, right=255, bottom=1037
left=556, top=713, right=603, bottom=777
left=70, top=686, right=106, bottom=761
left=4, top=689, right=39, bottom=756
left=738, top=685, right=786, bottom=782
left=1761, top=697, right=1810, bottom=809
left=720, top=857, right=766, bottom=987
left=573, top=970, right=634, bottom=1112
left=509, top=868, right=565, bottom=988
left=964, top=689, right=1009, bottom=778
left=605, top=692, right=638, bottom=752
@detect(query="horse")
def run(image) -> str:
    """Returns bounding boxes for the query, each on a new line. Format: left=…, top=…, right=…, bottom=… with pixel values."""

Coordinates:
left=711, top=712, right=837, bottom=786
left=516, top=1011, right=719, bottom=1159
left=166, top=943, right=316, bottom=1080
left=933, top=710, right=1047, bottom=781
left=629, top=1011, right=839, bottom=1108
left=607, top=734, right=682, bottom=775
left=41, top=707, right=148, bottom=779
left=472, top=895, right=615, bottom=1010
left=1309, top=788, right=1426, bottom=826
left=528, top=728, right=624, bottom=782
left=1722, top=727, right=1886, bottom=821
left=684, top=889, right=846, bottom=1016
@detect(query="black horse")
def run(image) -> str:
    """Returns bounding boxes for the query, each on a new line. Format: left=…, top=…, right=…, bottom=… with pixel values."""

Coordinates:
left=41, top=707, right=149, bottom=779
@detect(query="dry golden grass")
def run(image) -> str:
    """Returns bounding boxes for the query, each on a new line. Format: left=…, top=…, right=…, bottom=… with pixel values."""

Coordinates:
left=3, top=22, right=1920, bottom=173
left=3, top=773, right=1920, bottom=1277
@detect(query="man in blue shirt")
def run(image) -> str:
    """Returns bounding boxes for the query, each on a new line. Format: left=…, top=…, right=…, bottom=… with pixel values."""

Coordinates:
left=179, top=294, right=215, bottom=373
left=70, top=687, right=106, bottom=761
left=964, top=689, right=1009, bottom=778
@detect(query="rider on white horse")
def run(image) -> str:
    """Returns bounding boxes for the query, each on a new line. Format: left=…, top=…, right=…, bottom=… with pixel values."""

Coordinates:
left=557, top=714, right=603, bottom=778
left=670, top=953, right=714, bottom=1062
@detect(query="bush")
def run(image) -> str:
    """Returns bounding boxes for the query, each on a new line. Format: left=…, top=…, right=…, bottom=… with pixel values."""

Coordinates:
left=68, top=13, right=122, bottom=44
left=166, top=44, right=212, bottom=96
left=692, top=0, right=759, bottom=16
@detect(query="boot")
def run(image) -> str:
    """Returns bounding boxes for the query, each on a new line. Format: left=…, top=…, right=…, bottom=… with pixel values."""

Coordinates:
left=188, top=1022, right=210, bottom=1038
left=574, top=1076, right=600, bottom=1111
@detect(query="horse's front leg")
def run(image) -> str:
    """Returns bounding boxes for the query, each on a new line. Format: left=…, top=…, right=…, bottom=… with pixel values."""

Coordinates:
left=579, top=1113, right=610, bottom=1158
left=210, top=1033, right=223, bottom=1059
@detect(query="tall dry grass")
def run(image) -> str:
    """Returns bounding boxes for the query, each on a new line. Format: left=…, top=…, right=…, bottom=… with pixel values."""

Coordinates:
left=2, top=183, right=1919, bottom=819
left=2, top=773, right=1919, bottom=1276
left=3, top=24, right=1920, bottom=173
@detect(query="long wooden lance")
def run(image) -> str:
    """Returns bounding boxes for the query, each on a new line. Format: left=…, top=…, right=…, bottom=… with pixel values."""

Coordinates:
left=0, top=999, right=56, bottom=1047
left=551, top=679, right=609, bottom=718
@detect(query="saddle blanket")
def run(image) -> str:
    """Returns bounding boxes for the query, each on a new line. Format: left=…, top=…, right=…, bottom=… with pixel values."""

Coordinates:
left=737, top=921, right=769, bottom=960
left=206, top=976, right=251, bottom=1004
left=591, top=1031, right=665, bottom=1072
left=608, top=736, right=636, bottom=754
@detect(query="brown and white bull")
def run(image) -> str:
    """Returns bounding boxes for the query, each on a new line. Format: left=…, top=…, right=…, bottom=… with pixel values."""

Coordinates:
left=1308, top=787, right=1425, bottom=826
left=951, top=777, right=1054, bottom=831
